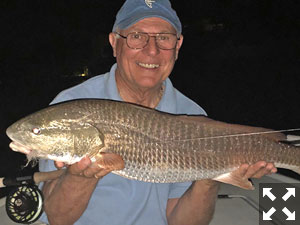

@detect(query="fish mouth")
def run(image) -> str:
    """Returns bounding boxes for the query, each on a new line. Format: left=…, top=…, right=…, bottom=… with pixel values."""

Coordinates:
left=6, top=123, right=33, bottom=154
left=9, top=141, right=32, bottom=155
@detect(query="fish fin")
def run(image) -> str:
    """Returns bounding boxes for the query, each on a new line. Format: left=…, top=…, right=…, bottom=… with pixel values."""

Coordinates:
left=94, top=153, right=125, bottom=171
left=213, top=172, right=255, bottom=190
left=72, top=123, right=105, bottom=155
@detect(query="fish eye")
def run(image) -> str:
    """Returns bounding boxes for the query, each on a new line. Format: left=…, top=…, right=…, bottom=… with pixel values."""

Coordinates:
left=32, top=127, right=41, bottom=135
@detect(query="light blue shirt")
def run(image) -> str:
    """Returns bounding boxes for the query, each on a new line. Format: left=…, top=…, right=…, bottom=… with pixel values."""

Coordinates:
left=39, top=63, right=206, bottom=225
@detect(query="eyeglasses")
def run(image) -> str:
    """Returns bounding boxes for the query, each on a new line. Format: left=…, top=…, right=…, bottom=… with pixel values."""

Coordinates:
left=115, top=32, right=180, bottom=50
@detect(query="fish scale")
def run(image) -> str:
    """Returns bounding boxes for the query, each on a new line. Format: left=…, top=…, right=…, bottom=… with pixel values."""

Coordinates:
left=83, top=101, right=298, bottom=182
left=6, top=99, right=300, bottom=188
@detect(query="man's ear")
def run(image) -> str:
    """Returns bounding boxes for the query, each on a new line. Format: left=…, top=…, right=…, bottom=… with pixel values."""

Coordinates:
left=175, top=34, right=183, bottom=60
left=109, top=32, right=117, bottom=57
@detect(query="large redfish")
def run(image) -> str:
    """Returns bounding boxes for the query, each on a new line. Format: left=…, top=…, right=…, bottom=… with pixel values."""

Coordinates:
left=6, top=99, right=300, bottom=189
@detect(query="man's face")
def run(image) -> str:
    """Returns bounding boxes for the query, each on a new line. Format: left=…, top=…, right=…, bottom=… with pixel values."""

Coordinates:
left=109, top=17, right=183, bottom=91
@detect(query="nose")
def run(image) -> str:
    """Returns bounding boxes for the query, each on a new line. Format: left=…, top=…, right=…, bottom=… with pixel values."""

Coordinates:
left=143, top=36, right=159, bottom=56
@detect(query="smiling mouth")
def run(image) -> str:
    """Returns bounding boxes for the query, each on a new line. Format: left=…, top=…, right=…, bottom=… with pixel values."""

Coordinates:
left=138, top=62, right=159, bottom=69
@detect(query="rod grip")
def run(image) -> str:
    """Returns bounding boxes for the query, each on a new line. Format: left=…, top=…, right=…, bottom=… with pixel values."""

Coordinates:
left=33, top=169, right=66, bottom=184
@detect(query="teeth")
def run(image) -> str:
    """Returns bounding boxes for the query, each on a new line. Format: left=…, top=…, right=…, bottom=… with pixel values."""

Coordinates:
left=138, top=63, right=159, bottom=68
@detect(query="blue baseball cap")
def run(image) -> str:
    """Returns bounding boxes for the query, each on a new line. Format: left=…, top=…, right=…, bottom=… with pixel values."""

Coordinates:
left=112, top=0, right=182, bottom=35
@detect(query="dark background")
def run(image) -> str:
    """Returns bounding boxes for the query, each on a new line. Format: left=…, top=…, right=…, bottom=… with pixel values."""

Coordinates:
left=1, top=0, right=299, bottom=197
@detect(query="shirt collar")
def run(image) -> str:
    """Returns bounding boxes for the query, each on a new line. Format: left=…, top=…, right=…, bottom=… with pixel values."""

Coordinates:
left=156, top=78, right=177, bottom=113
left=106, top=63, right=178, bottom=114
left=104, top=63, right=122, bottom=101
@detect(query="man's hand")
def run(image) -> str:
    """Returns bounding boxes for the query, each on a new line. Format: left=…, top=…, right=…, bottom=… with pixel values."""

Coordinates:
left=55, top=157, right=112, bottom=180
left=237, top=161, right=277, bottom=179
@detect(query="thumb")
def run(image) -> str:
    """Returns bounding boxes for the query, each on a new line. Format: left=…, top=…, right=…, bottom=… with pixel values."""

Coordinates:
left=54, top=161, right=66, bottom=169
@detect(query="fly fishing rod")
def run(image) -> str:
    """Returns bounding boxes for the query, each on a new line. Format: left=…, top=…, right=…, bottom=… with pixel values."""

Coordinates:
left=1, top=169, right=65, bottom=224
left=0, top=169, right=65, bottom=188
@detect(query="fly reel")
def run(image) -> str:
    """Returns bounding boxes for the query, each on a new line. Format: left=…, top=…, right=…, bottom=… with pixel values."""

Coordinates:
left=6, top=185, right=43, bottom=224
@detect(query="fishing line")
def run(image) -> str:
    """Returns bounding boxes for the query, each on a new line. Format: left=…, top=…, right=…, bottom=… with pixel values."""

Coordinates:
left=192, top=128, right=300, bottom=140
left=159, top=128, right=300, bottom=143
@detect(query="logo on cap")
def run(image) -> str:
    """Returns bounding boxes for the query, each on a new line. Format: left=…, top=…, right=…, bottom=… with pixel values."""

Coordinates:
left=145, top=0, right=155, bottom=8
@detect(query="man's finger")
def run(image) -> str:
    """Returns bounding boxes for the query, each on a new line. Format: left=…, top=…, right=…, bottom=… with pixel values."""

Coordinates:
left=251, top=163, right=276, bottom=178
left=68, top=157, right=92, bottom=175
left=244, top=161, right=277, bottom=179
left=244, top=161, right=266, bottom=178
left=237, top=164, right=250, bottom=178
left=54, top=161, right=66, bottom=169
left=94, top=169, right=111, bottom=179
left=84, top=168, right=109, bottom=178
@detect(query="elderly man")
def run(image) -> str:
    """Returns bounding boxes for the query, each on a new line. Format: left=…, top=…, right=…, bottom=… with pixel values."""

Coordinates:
left=34, top=0, right=276, bottom=225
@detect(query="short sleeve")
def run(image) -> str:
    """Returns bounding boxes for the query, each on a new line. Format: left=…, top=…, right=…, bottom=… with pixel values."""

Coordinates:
left=168, top=182, right=192, bottom=199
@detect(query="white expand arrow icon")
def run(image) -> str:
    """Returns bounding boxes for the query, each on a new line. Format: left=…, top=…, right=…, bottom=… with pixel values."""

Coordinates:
left=263, top=207, right=276, bottom=220
left=282, top=207, right=296, bottom=220
left=282, top=188, right=295, bottom=201
left=263, top=188, right=276, bottom=201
